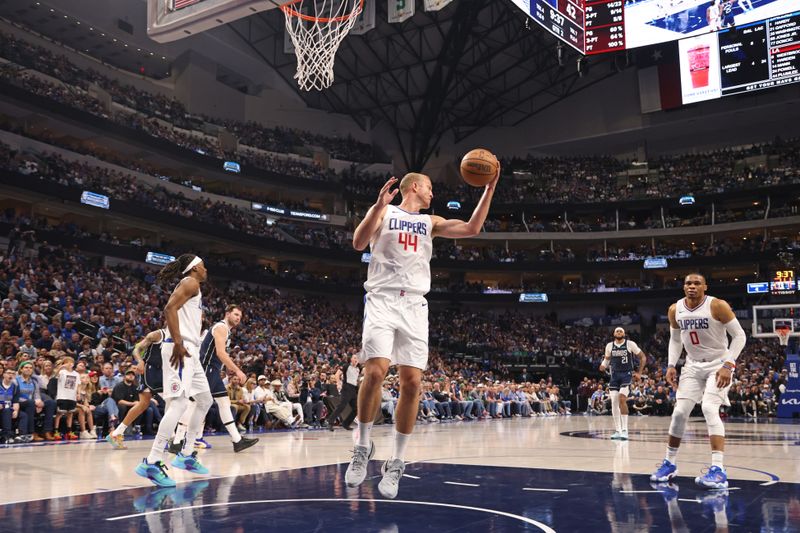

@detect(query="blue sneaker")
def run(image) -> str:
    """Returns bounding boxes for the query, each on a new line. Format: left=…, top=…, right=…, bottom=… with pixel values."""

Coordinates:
left=133, top=486, right=176, bottom=512
left=695, top=466, right=728, bottom=489
left=171, top=451, right=210, bottom=474
left=194, top=438, right=212, bottom=449
left=650, top=459, right=678, bottom=482
left=135, top=459, right=177, bottom=488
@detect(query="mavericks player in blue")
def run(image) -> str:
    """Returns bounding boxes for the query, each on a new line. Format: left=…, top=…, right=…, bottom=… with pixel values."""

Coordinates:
left=107, top=328, right=167, bottom=449
left=599, top=327, right=646, bottom=441
left=170, top=304, right=258, bottom=453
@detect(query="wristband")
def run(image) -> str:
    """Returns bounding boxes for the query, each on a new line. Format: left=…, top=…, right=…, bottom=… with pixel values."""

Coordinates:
left=722, top=361, right=735, bottom=370
left=667, top=364, right=676, bottom=369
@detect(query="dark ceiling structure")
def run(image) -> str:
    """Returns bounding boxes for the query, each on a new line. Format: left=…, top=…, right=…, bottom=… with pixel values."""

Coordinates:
left=228, top=0, right=621, bottom=170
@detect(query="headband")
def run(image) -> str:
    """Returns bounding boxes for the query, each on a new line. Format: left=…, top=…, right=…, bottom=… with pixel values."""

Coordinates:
left=182, top=256, right=203, bottom=274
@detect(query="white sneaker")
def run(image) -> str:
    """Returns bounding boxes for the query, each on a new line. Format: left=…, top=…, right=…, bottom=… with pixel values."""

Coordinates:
left=620, top=430, right=629, bottom=440
left=89, top=430, right=98, bottom=439
left=79, top=431, right=92, bottom=440
left=345, top=440, right=375, bottom=487
left=378, top=458, right=405, bottom=499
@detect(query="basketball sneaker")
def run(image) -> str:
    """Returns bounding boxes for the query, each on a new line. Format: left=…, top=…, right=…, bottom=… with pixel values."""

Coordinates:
left=106, top=433, right=127, bottom=450
left=378, top=458, right=405, bottom=499
left=135, top=459, right=176, bottom=488
left=619, top=430, right=629, bottom=441
left=167, top=438, right=184, bottom=455
left=171, top=451, right=210, bottom=475
left=233, top=436, right=259, bottom=453
left=344, top=440, right=375, bottom=487
left=695, top=466, right=728, bottom=489
left=610, top=431, right=622, bottom=440
left=650, top=459, right=678, bottom=482
left=194, top=438, right=212, bottom=449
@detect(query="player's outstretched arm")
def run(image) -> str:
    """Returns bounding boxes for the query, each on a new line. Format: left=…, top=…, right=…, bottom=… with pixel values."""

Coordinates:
left=353, top=177, right=398, bottom=251
left=432, top=167, right=500, bottom=239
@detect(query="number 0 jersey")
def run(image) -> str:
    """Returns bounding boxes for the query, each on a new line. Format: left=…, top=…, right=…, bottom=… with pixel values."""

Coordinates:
left=675, top=295, right=728, bottom=362
left=364, top=205, right=433, bottom=295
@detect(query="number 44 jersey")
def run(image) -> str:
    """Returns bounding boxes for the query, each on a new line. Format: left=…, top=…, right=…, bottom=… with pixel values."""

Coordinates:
left=675, top=295, right=728, bottom=362
left=365, top=205, right=433, bottom=295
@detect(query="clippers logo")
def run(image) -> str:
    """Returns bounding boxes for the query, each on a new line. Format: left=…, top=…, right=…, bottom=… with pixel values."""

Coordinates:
left=170, top=381, right=181, bottom=394
left=678, top=318, right=710, bottom=330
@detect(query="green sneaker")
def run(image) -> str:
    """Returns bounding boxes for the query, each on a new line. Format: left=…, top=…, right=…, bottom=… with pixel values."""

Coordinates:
left=135, top=458, right=177, bottom=487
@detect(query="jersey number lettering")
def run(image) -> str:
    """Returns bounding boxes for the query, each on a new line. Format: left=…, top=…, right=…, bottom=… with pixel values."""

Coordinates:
left=689, top=331, right=700, bottom=345
left=621, top=355, right=628, bottom=364
left=398, top=232, right=418, bottom=252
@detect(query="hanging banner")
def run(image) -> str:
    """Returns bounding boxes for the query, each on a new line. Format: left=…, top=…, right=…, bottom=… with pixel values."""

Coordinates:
left=422, top=0, right=452, bottom=11
left=388, top=0, right=414, bottom=23
left=351, top=0, right=375, bottom=35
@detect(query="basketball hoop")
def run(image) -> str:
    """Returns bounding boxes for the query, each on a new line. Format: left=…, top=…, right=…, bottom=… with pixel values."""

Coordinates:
left=280, top=0, right=364, bottom=91
left=776, top=326, right=791, bottom=346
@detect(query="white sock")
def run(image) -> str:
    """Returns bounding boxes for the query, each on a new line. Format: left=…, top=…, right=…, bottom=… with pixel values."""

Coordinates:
left=711, top=450, right=724, bottom=468
left=111, top=423, right=127, bottom=438
left=148, top=396, right=189, bottom=464
left=665, top=445, right=679, bottom=464
left=610, top=391, right=621, bottom=432
left=356, top=419, right=373, bottom=448
left=621, top=415, right=628, bottom=432
left=216, top=397, right=242, bottom=443
left=390, top=429, right=410, bottom=462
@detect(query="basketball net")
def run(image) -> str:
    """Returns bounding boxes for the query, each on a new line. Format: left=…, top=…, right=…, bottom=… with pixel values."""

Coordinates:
left=776, top=326, right=791, bottom=346
left=280, top=0, right=364, bottom=91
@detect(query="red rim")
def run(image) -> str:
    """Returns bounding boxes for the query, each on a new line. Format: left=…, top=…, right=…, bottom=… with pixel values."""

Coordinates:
left=280, top=0, right=364, bottom=23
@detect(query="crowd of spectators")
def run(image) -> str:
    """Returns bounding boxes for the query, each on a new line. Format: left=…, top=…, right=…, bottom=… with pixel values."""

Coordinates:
left=0, top=31, right=385, bottom=164
left=3, top=29, right=800, bottom=210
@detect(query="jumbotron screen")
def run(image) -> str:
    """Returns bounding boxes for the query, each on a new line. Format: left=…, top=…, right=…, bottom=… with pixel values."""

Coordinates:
left=509, top=0, right=796, bottom=55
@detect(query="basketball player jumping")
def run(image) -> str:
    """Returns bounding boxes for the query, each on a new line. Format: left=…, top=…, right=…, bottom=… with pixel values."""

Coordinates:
left=650, top=273, right=746, bottom=489
left=135, top=254, right=214, bottom=487
left=344, top=169, right=499, bottom=499
left=106, top=328, right=167, bottom=449
left=599, top=327, right=646, bottom=441
left=169, top=304, right=258, bottom=453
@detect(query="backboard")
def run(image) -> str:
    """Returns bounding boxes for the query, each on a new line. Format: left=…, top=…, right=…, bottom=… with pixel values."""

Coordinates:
left=147, top=0, right=281, bottom=43
left=752, top=304, right=800, bottom=339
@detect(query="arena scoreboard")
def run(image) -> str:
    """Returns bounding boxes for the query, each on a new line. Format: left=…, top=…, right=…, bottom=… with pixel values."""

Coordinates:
left=510, top=0, right=586, bottom=53
left=771, top=269, right=797, bottom=295
left=508, top=0, right=797, bottom=56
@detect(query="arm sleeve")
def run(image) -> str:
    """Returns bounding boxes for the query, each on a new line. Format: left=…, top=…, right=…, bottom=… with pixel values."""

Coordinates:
left=724, top=318, right=747, bottom=363
left=668, top=328, right=683, bottom=367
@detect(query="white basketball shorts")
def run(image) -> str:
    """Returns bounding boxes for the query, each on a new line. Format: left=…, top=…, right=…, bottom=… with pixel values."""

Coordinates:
left=161, top=342, right=210, bottom=399
left=676, top=358, right=731, bottom=406
left=360, top=290, right=429, bottom=370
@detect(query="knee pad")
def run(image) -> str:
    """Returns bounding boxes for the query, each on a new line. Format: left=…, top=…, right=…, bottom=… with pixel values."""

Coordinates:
left=668, top=398, right=694, bottom=439
left=702, top=401, right=725, bottom=436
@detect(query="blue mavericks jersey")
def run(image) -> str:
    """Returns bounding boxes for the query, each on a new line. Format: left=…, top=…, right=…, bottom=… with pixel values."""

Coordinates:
left=607, top=340, right=638, bottom=374
left=200, top=321, right=229, bottom=371
left=142, top=330, right=165, bottom=369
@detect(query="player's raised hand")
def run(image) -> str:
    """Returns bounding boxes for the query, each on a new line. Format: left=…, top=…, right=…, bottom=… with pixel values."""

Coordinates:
left=665, top=366, right=677, bottom=390
left=486, top=160, right=500, bottom=191
left=376, top=177, right=399, bottom=207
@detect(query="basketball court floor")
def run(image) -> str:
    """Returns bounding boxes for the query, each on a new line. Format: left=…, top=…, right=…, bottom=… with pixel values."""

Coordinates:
left=1, top=415, right=798, bottom=532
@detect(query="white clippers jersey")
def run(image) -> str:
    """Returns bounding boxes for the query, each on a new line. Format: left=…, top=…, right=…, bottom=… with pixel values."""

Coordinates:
left=675, top=295, right=728, bottom=361
left=176, top=276, right=203, bottom=347
left=364, top=205, right=433, bottom=295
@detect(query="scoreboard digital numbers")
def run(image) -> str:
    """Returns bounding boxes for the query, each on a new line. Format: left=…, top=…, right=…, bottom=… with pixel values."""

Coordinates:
left=584, top=0, right=624, bottom=55
left=510, top=0, right=586, bottom=53
left=771, top=269, right=797, bottom=295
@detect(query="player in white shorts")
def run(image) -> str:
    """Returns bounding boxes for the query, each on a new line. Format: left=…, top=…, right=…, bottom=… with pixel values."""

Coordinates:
left=650, top=273, right=746, bottom=490
left=344, top=170, right=500, bottom=499
left=135, top=254, right=213, bottom=487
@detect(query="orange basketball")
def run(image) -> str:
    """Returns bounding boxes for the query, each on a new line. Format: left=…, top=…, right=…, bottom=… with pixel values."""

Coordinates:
left=460, top=148, right=499, bottom=187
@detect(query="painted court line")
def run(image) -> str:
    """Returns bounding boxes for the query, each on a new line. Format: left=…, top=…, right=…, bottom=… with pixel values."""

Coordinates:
left=106, top=498, right=557, bottom=532
left=523, top=488, right=569, bottom=492
left=403, top=474, right=420, bottom=480
left=444, top=481, right=480, bottom=487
